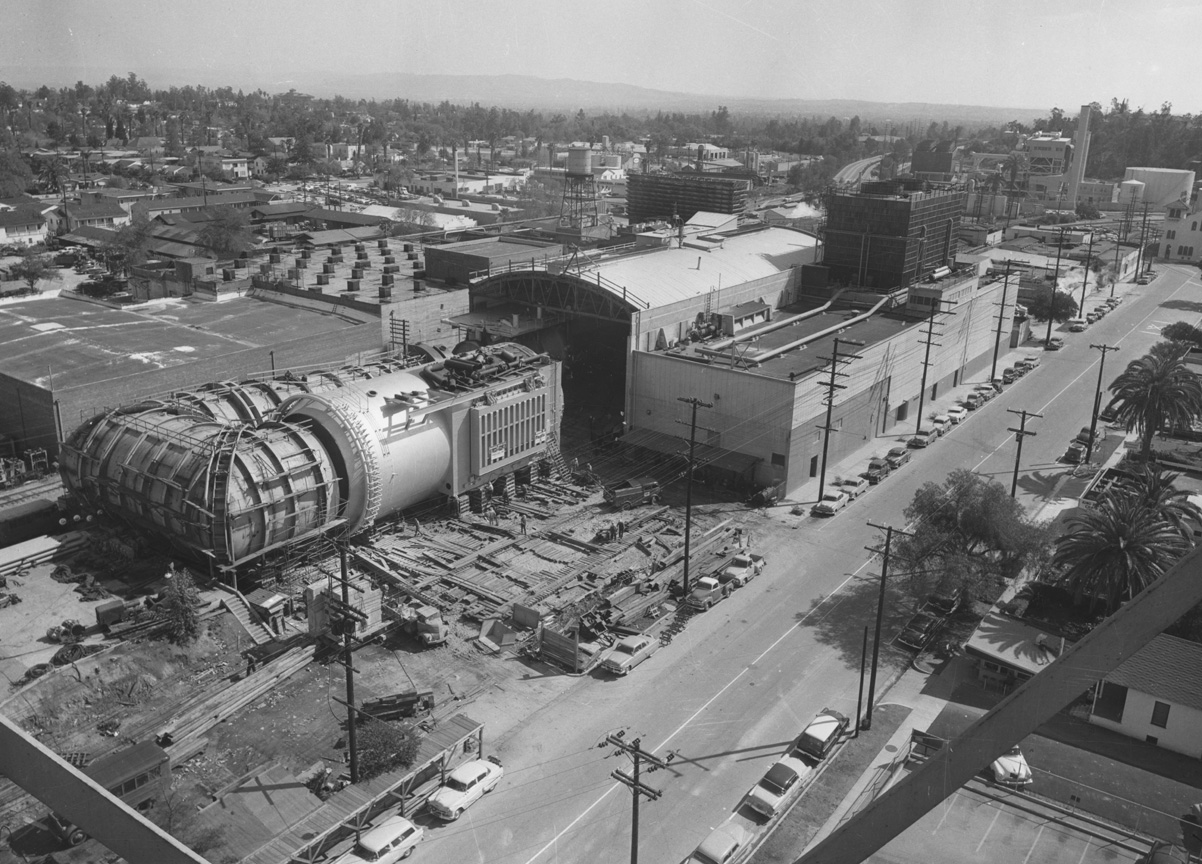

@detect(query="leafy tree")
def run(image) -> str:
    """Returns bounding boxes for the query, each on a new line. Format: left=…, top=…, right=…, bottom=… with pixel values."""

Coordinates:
left=1108, top=343, right=1202, bottom=460
left=161, top=567, right=202, bottom=644
left=37, top=155, right=68, bottom=195
left=0, top=148, right=33, bottom=196
left=893, top=469, right=1054, bottom=604
left=198, top=208, right=252, bottom=258
left=1052, top=494, right=1190, bottom=613
left=1074, top=201, right=1101, bottom=220
left=104, top=219, right=154, bottom=274
left=1025, top=285, right=1078, bottom=322
left=356, top=719, right=421, bottom=781
left=1160, top=320, right=1202, bottom=347
left=6, top=249, right=56, bottom=293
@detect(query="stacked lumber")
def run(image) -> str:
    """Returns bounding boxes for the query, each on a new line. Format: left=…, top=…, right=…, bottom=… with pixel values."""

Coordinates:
left=0, top=531, right=89, bottom=578
left=159, top=644, right=316, bottom=743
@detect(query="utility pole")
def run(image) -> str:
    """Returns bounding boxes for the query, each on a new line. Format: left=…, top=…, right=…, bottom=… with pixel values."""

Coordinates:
left=1112, top=226, right=1123, bottom=296
left=816, top=338, right=865, bottom=502
left=1044, top=225, right=1067, bottom=347
left=1086, top=344, right=1120, bottom=463
left=1079, top=230, right=1095, bottom=315
left=1006, top=409, right=1043, bottom=497
left=329, top=545, right=367, bottom=783
left=607, top=735, right=670, bottom=864
left=1134, top=201, right=1151, bottom=276
left=914, top=301, right=953, bottom=436
left=863, top=522, right=913, bottom=730
left=676, top=397, right=713, bottom=597
left=855, top=625, right=868, bottom=736
left=990, top=262, right=1012, bottom=382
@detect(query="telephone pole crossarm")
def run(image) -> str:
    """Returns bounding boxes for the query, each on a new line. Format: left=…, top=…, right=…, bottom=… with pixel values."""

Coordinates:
left=676, top=397, right=714, bottom=598
left=1005, top=408, right=1044, bottom=497
left=816, top=337, right=864, bottom=501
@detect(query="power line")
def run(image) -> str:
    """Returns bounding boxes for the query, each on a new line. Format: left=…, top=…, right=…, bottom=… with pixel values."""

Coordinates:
left=675, top=397, right=713, bottom=595
left=605, top=734, right=671, bottom=864
left=1005, top=408, right=1043, bottom=497
left=816, top=337, right=864, bottom=503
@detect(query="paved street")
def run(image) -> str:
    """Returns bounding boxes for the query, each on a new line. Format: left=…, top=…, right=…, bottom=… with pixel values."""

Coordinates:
left=419, top=264, right=1202, bottom=864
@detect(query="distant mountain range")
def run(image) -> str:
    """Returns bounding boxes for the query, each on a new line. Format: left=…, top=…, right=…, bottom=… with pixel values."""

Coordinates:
left=0, top=65, right=1048, bottom=127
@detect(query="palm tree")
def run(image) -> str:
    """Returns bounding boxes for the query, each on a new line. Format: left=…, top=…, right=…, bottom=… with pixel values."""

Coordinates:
left=1053, top=494, right=1190, bottom=613
left=1127, top=464, right=1202, bottom=541
left=1108, top=343, right=1202, bottom=461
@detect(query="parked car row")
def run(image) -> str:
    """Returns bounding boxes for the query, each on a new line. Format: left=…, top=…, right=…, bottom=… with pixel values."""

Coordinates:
left=895, top=592, right=964, bottom=652
left=811, top=447, right=913, bottom=517
left=681, top=708, right=851, bottom=864
left=334, top=756, right=505, bottom=863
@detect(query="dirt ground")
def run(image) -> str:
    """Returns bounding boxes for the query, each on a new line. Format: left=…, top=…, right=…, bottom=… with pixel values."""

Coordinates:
left=0, top=469, right=774, bottom=863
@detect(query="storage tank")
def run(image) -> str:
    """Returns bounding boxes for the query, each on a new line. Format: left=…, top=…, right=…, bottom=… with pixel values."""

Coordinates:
left=567, top=147, right=593, bottom=177
left=59, top=404, right=341, bottom=565
left=278, top=370, right=453, bottom=536
left=1118, top=179, right=1145, bottom=206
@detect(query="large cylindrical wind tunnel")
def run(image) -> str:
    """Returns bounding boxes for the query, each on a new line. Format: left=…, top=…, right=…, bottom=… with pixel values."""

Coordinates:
left=278, top=370, right=453, bottom=537
left=59, top=403, right=341, bottom=565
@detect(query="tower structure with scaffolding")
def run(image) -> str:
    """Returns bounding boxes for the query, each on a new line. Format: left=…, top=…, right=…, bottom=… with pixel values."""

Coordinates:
left=559, top=146, right=600, bottom=238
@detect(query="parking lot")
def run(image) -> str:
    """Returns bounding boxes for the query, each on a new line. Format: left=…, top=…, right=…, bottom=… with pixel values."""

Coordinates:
left=870, top=783, right=1142, bottom=864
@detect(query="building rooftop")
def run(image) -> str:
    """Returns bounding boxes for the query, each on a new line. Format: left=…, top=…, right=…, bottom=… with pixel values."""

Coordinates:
left=585, top=224, right=817, bottom=310
left=658, top=301, right=913, bottom=382
left=965, top=610, right=1067, bottom=676
left=0, top=295, right=369, bottom=393
left=0, top=208, right=45, bottom=228
left=1107, top=634, right=1202, bottom=712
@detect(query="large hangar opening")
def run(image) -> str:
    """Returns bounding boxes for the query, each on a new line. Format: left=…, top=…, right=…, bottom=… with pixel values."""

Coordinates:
left=448, top=266, right=636, bottom=456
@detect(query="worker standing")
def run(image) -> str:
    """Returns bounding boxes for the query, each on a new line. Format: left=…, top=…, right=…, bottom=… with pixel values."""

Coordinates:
left=519, top=514, right=528, bottom=535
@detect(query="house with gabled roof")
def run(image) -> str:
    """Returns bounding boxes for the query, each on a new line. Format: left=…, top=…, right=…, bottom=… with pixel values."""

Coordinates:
left=1090, top=633, right=1202, bottom=758
left=0, top=207, right=48, bottom=247
left=52, top=201, right=132, bottom=234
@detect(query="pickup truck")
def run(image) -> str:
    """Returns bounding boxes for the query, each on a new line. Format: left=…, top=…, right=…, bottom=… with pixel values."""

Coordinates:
left=603, top=477, right=661, bottom=510
left=720, top=552, right=765, bottom=587
left=686, top=575, right=732, bottom=611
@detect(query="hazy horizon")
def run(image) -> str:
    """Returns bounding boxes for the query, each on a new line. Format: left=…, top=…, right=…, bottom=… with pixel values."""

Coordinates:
left=3, top=0, right=1200, bottom=114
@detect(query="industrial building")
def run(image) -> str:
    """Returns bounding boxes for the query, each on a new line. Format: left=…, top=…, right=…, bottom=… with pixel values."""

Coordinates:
left=819, top=180, right=966, bottom=292
left=910, top=140, right=956, bottom=180
left=59, top=343, right=562, bottom=571
left=626, top=173, right=749, bottom=224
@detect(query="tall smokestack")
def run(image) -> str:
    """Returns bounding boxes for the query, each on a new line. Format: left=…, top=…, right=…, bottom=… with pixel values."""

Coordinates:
left=1066, top=104, right=1092, bottom=209
left=453, top=144, right=459, bottom=193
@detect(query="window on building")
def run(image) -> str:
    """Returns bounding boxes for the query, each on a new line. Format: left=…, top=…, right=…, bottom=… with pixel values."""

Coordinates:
left=1167, top=229, right=1176, bottom=240
left=771, top=453, right=786, bottom=467
left=1146, top=735, right=1159, bottom=745
left=1193, top=221, right=1198, bottom=231
left=809, top=455, right=818, bottom=477
left=1151, top=701, right=1170, bottom=728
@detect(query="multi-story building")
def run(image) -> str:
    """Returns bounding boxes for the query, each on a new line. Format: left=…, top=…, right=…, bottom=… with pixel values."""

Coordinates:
left=1161, top=196, right=1202, bottom=264
left=626, top=173, right=749, bottom=223
left=1020, top=134, right=1073, bottom=175
left=818, top=180, right=965, bottom=292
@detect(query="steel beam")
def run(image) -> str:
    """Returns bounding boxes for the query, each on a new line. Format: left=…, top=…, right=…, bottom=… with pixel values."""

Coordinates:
left=0, top=713, right=208, bottom=864
left=799, top=544, right=1202, bottom=864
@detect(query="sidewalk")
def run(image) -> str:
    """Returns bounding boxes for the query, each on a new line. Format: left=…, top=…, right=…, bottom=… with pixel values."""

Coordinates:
left=781, top=343, right=1048, bottom=510
left=804, top=653, right=971, bottom=850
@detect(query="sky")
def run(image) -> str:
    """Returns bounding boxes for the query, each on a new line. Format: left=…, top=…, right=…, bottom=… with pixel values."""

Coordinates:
left=3, top=0, right=1201, bottom=113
